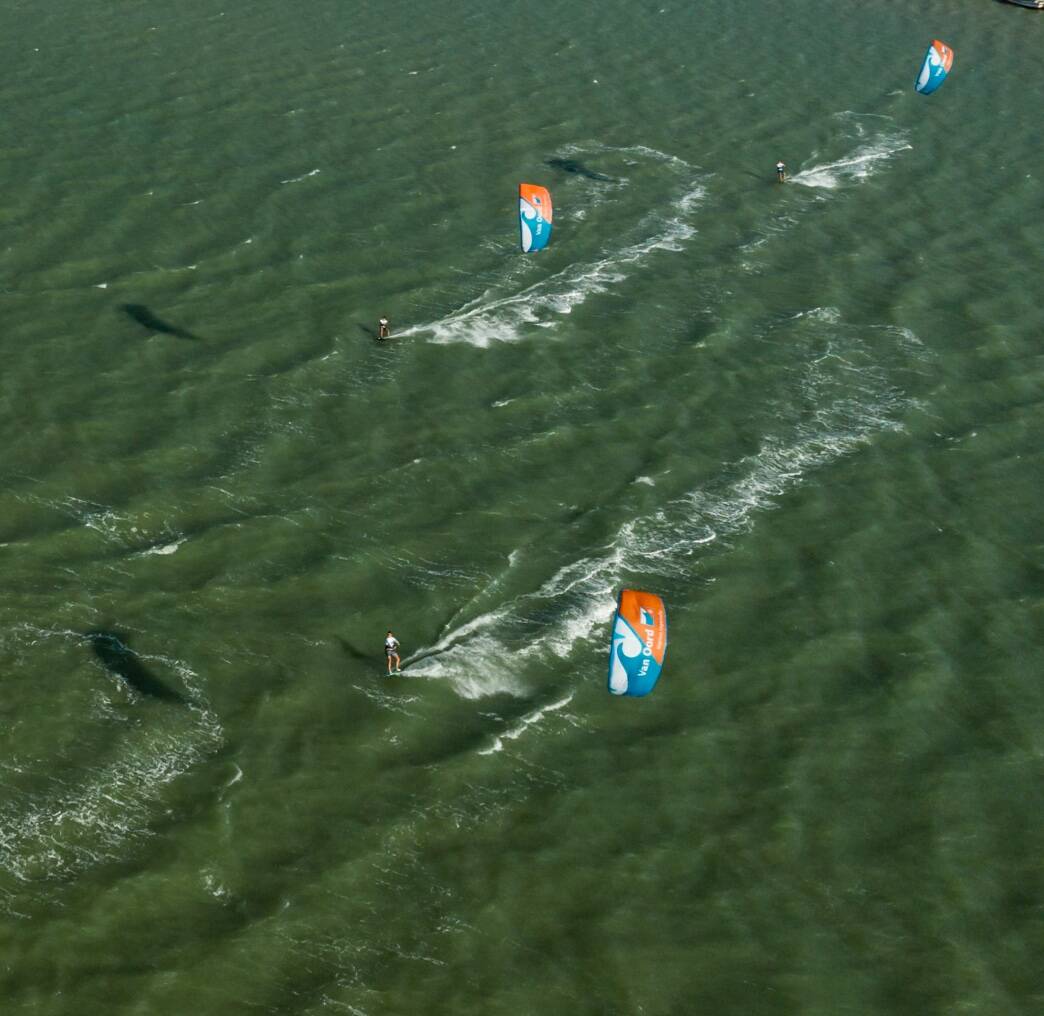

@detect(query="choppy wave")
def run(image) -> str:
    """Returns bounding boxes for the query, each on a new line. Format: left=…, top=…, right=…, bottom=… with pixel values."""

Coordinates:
left=280, top=168, right=321, bottom=185
left=11, top=492, right=188, bottom=557
left=0, top=717, right=220, bottom=888
left=0, top=627, right=222, bottom=899
left=477, top=693, right=577, bottom=755
left=134, top=536, right=188, bottom=557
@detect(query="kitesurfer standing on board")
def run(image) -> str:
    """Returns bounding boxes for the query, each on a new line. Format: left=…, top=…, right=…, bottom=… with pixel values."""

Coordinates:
left=776, top=160, right=786, bottom=183
left=385, top=631, right=401, bottom=674
left=377, top=317, right=390, bottom=340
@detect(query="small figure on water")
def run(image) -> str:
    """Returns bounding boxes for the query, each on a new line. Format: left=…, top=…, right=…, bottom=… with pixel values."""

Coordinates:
left=385, top=630, right=401, bottom=674
left=377, top=317, right=390, bottom=340
left=775, top=160, right=786, bottom=183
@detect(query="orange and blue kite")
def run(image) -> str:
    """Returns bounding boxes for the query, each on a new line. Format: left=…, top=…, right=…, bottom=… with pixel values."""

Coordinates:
left=915, top=40, right=954, bottom=95
left=607, top=589, right=668, bottom=697
left=519, top=183, right=552, bottom=252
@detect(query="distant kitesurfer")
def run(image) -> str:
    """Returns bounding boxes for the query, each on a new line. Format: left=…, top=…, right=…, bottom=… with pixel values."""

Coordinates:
left=385, top=631, right=401, bottom=674
left=776, top=161, right=786, bottom=183
left=378, top=317, right=390, bottom=340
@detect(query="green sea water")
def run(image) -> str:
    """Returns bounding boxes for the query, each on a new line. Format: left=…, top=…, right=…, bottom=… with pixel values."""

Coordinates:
left=1, top=1, right=1042, bottom=1013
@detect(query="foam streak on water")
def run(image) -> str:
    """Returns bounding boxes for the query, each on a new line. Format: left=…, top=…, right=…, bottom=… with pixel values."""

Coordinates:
left=408, top=313, right=929, bottom=697
left=791, top=113, right=911, bottom=190
left=0, top=628, right=223, bottom=897
left=397, top=145, right=706, bottom=346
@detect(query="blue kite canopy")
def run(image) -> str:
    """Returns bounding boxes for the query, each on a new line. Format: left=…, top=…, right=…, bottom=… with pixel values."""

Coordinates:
left=915, top=40, right=954, bottom=95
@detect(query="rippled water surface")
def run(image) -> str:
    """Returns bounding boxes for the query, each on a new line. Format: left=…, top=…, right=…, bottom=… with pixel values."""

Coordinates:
left=1, top=1, right=1042, bottom=1013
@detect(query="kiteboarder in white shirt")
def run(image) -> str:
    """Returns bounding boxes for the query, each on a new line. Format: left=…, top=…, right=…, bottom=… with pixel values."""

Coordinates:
left=776, top=160, right=786, bottom=183
left=385, top=631, right=401, bottom=674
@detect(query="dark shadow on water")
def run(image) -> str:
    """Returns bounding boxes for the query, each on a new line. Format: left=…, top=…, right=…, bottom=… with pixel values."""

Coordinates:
left=85, top=630, right=187, bottom=704
left=545, top=157, right=617, bottom=183
left=334, top=636, right=374, bottom=666
left=121, top=304, right=201, bottom=341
